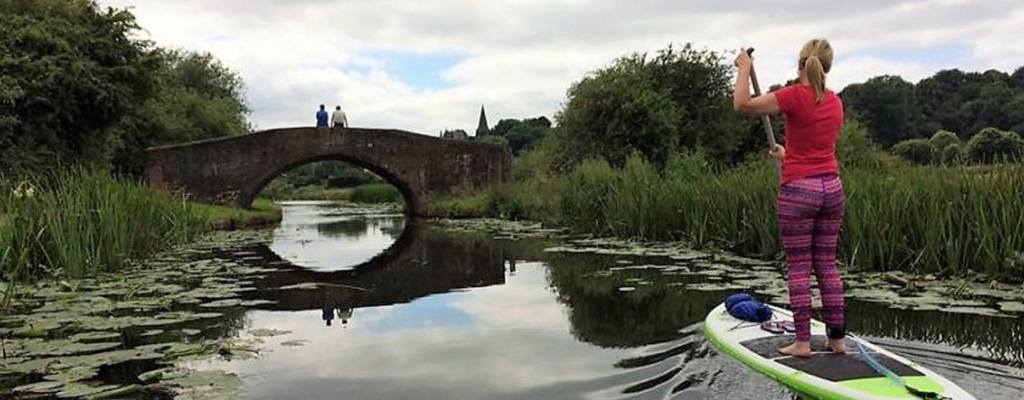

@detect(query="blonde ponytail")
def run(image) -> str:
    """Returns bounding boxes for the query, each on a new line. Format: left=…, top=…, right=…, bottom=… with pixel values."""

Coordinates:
left=798, top=39, right=833, bottom=103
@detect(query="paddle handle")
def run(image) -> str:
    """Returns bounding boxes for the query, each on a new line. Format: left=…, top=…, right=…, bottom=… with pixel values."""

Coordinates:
left=745, top=48, right=782, bottom=173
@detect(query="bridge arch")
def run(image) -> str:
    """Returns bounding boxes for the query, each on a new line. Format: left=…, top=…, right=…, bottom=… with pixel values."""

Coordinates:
left=146, top=127, right=510, bottom=215
left=241, top=153, right=416, bottom=213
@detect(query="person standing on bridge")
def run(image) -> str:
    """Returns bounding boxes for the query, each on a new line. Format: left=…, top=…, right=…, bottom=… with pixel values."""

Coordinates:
left=316, top=104, right=329, bottom=134
left=331, top=105, right=348, bottom=135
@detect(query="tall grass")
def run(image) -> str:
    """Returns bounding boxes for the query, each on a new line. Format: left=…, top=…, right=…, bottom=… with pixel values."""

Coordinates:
left=555, top=154, right=1024, bottom=279
left=0, top=170, right=206, bottom=280
left=349, top=183, right=403, bottom=204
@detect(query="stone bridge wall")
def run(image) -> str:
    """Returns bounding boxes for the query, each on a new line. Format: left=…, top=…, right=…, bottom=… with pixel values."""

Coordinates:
left=146, top=127, right=510, bottom=215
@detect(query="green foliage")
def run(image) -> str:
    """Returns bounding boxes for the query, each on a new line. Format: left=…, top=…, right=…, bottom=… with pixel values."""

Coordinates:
left=891, top=139, right=935, bottom=165
left=0, top=170, right=206, bottom=279
left=929, top=130, right=960, bottom=156
left=845, top=67, right=1024, bottom=147
left=840, top=75, right=920, bottom=147
left=475, top=134, right=510, bottom=150
left=197, top=199, right=281, bottom=230
left=489, top=117, right=551, bottom=155
left=836, top=119, right=897, bottom=170
left=967, top=127, right=1023, bottom=164
left=111, top=49, right=250, bottom=177
left=553, top=158, right=1024, bottom=279
left=0, top=1, right=249, bottom=177
left=549, top=44, right=748, bottom=171
left=349, top=184, right=402, bottom=204
left=940, top=143, right=966, bottom=166
left=278, top=162, right=382, bottom=188
left=0, top=0, right=155, bottom=174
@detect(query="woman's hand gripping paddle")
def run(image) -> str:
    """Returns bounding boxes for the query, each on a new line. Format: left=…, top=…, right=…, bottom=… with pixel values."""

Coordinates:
left=744, top=48, right=782, bottom=175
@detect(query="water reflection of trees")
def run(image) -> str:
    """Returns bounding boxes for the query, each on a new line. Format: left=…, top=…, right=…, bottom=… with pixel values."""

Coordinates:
left=545, top=253, right=725, bottom=348
left=848, top=301, right=1024, bottom=367
left=316, top=216, right=406, bottom=240
left=317, top=217, right=370, bottom=239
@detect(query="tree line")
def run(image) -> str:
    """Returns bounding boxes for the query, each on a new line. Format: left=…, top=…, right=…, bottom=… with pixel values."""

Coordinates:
left=841, top=68, right=1024, bottom=165
left=0, top=0, right=249, bottom=177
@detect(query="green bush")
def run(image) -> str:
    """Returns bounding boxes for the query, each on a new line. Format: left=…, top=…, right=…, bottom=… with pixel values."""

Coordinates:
left=967, top=127, right=1023, bottom=164
left=940, top=143, right=966, bottom=166
left=930, top=130, right=960, bottom=152
left=837, top=119, right=897, bottom=170
left=550, top=44, right=750, bottom=171
left=891, top=139, right=934, bottom=165
left=349, top=184, right=402, bottom=204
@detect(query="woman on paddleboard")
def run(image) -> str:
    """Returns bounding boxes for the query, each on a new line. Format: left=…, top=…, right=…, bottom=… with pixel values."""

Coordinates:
left=732, top=39, right=846, bottom=358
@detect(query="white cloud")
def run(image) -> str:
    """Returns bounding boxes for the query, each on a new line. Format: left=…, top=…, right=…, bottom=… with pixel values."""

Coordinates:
left=99, top=0, right=1024, bottom=135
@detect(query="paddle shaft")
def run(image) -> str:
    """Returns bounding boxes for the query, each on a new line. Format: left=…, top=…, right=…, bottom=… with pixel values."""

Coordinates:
left=745, top=48, right=782, bottom=173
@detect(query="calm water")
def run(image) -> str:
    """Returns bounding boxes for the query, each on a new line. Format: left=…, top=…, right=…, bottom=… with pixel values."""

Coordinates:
left=188, top=201, right=1024, bottom=399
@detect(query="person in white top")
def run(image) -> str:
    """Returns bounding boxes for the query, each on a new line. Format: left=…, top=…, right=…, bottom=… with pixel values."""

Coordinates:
left=331, top=105, right=348, bottom=134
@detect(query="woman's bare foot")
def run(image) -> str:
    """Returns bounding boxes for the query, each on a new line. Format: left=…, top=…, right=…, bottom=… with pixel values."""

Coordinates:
left=827, top=338, right=847, bottom=354
left=778, top=341, right=813, bottom=358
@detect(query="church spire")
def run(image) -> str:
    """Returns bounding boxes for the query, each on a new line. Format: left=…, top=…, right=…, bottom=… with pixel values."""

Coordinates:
left=476, top=105, right=490, bottom=136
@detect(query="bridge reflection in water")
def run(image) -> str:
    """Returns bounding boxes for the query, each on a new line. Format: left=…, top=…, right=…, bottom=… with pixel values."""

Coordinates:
left=226, top=221, right=511, bottom=315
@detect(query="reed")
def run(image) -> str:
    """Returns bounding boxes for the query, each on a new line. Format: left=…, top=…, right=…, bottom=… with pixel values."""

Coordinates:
left=0, top=169, right=205, bottom=280
left=349, top=183, right=403, bottom=204
left=555, top=154, right=1024, bottom=279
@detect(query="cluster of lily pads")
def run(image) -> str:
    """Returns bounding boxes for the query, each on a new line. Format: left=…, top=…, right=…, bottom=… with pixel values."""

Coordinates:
left=435, top=218, right=567, bottom=240
left=1, top=230, right=306, bottom=399
left=438, top=220, right=1024, bottom=319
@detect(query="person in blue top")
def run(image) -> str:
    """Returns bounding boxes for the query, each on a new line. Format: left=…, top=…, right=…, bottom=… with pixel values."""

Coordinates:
left=315, top=104, right=329, bottom=133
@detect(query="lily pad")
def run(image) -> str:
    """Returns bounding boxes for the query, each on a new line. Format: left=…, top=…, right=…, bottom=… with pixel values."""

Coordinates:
left=998, top=301, right=1024, bottom=313
left=13, top=380, right=65, bottom=394
left=69, top=331, right=122, bottom=343
left=55, top=382, right=122, bottom=398
left=44, top=366, right=99, bottom=383
left=281, top=339, right=309, bottom=347
left=249, top=328, right=291, bottom=338
left=280, top=283, right=318, bottom=290
left=200, top=299, right=245, bottom=308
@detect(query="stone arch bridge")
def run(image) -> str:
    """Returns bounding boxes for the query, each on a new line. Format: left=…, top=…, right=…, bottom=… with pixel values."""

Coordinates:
left=146, top=127, right=510, bottom=215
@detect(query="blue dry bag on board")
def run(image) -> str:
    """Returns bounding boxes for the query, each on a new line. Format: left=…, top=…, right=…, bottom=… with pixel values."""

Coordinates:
left=724, top=293, right=773, bottom=322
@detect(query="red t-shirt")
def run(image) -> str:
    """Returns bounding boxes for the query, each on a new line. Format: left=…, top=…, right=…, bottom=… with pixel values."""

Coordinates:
left=773, top=84, right=844, bottom=185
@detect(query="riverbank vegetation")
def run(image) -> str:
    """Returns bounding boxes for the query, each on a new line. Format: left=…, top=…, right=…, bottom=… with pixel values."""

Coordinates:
left=259, top=162, right=404, bottom=205
left=429, top=44, right=1024, bottom=281
left=0, top=1, right=262, bottom=281
left=0, top=170, right=202, bottom=281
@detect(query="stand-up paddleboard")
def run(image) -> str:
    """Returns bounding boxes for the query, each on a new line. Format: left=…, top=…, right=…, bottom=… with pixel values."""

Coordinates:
left=704, top=303, right=975, bottom=399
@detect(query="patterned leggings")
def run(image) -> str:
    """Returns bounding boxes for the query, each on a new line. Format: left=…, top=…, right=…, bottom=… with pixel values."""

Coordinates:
left=778, top=173, right=846, bottom=342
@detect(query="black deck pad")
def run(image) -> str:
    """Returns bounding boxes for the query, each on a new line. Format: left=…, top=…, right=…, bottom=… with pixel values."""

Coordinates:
left=740, top=335, right=924, bottom=382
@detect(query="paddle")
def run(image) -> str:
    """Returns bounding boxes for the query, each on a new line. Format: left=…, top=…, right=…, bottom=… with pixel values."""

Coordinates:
left=744, top=48, right=782, bottom=174
left=851, top=337, right=951, bottom=400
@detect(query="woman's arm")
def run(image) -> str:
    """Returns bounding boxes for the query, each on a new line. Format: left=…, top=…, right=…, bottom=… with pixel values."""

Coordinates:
left=733, top=50, right=781, bottom=116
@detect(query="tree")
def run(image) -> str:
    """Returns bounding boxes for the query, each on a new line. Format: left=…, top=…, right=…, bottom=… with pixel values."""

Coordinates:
left=891, top=139, right=934, bottom=165
left=929, top=130, right=960, bottom=162
left=1011, top=66, right=1024, bottom=89
left=840, top=75, right=921, bottom=147
left=940, top=143, right=966, bottom=166
left=491, top=116, right=551, bottom=155
left=0, top=0, right=155, bottom=174
left=550, top=44, right=746, bottom=171
left=110, top=49, right=250, bottom=176
left=967, top=127, right=1023, bottom=164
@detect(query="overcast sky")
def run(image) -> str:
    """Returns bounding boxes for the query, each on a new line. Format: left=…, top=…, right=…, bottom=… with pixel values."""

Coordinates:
left=100, top=0, right=1024, bottom=135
